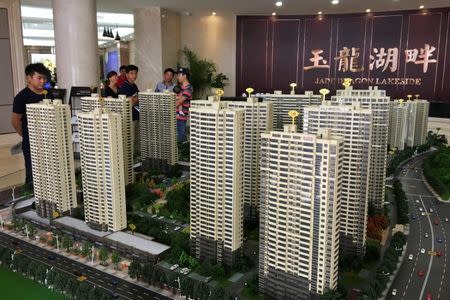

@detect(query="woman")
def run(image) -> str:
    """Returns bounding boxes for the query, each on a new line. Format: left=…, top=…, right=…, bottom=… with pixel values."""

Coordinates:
left=104, top=70, right=119, bottom=98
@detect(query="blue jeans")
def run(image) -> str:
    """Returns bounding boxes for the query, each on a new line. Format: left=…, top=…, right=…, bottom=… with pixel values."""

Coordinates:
left=177, top=119, right=187, bottom=142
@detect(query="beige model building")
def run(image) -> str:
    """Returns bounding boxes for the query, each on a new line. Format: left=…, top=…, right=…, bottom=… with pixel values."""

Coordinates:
left=304, top=102, right=372, bottom=256
left=389, top=100, right=408, bottom=151
left=138, top=92, right=178, bottom=172
left=191, top=97, right=274, bottom=220
left=261, top=91, right=322, bottom=130
left=332, top=86, right=390, bottom=210
left=26, top=99, right=77, bottom=218
left=259, top=126, right=343, bottom=300
left=190, top=102, right=244, bottom=267
left=78, top=108, right=127, bottom=232
left=406, top=99, right=429, bottom=147
left=81, top=95, right=133, bottom=185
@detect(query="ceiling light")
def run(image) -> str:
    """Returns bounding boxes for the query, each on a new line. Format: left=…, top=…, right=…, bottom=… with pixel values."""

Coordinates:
left=366, top=9, right=371, bottom=13
left=212, top=12, right=216, bottom=16
left=275, top=1, right=283, bottom=7
left=419, top=5, right=425, bottom=9
left=272, top=12, right=276, bottom=16
left=331, top=0, right=339, bottom=4
left=318, top=11, right=323, bottom=15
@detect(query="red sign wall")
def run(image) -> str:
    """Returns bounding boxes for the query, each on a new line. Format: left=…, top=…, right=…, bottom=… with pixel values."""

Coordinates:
left=236, top=8, right=450, bottom=101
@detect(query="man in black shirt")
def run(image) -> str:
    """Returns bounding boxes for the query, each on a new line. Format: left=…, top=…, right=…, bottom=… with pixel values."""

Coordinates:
left=118, top=65, right=140, bottom=121
left=11, top=63, right=51, bottom=188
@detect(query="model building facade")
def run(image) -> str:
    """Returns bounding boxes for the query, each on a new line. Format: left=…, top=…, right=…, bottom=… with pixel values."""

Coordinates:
left=332, top=86, right=390, bottom=210
left=81, top=95, right=133, bottom=185
left=406, top=99, right=429, bottom=147
left=262, top=91, right=321, bottom=130
left=389, top=100, right=408, bottom=151
left=190, top=102, right=244, bottom=267
left=78, top=108, right=127, bottom=232
left=27, top=99, right=77, bottom=218
left=191, top=97, right=274, bottom=220
left=259, top=126, right=343, bottom=300
left=304, top=102, right=372, bottom=256
left=139, top=92, right=178, bottom=172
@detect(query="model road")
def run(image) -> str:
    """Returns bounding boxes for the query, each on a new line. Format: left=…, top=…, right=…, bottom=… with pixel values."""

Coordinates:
left=386, top=154, right=450, bottom=300
left=0, top=231, right=172, bottom=300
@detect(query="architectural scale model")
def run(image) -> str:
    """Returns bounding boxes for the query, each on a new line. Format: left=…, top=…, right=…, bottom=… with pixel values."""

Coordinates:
left=389, top=99, right=409, bottom=151
left=259, top=125, right=343, bottom=299
left=138, top=91, right=178, bottom=172
left=189, top=101, right=244, bottom=267
left=191, top=97, right=274, bottom=220
left=304, top=102, right=372, bottom=256
left=77, top=108, right=127, bottom=232
left=405, top=98, right=430, bottom=148
left=26, top=99, right=77, bottom=218
left=332, top=86, right=390, bottom=210
left=261, top=91, right=321, bottom=130
left=81, top=95, right=134, bottom=185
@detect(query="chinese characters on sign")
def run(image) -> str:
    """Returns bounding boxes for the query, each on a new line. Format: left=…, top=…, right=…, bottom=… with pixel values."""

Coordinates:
left=304, top=43, right=437, bottom=73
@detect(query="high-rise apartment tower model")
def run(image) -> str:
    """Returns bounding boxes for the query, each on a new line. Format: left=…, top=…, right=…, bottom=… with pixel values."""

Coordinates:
left=78, top=108, right=127, bottom=232
left=262, top=91, right=321, bottom=130
left=191, top=97, right=274, bottom=220
left=189, top=101, right=244, bottom=267
left=332, top=86, right=390, bottom=210
left=139, top=91, right=178, bottom=172
left=304, top=102, right=372, bottom=256
left=259, top=125, right=343, bottom=300
left=27, top=99, right=77, bottom=218
left=81, top=95, right=134, bottom=185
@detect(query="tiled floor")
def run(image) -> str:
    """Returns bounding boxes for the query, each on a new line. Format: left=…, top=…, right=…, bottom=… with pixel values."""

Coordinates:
left=0, top=133, right=25, bottom=192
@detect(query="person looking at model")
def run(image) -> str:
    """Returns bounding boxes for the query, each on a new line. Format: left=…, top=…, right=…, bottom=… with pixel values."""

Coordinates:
left=175, top=67, right=193, bottom=142
left=155, top=68, right=176, bottom=92
left=104, top=70, right=119, bottom=98
left=11, top=63, right=52, bottom=188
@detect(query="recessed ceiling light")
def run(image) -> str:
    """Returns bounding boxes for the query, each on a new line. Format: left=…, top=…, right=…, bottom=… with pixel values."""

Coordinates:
left=419, top=5, right=425, bottom=9
left=275, top=1, right=283, bottom=7
left=366, top=9, right=371, bottom=13
left=272, top=12, right=276, bottom=16
left=331, top=0, right=339, bottom=4
left=212, top=12, right=216, bottom=16
left=318, top=11, right=323, bottom=15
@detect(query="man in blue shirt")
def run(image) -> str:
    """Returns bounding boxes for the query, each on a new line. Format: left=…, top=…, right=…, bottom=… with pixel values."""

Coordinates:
left=155, top=68, right=176, bottom=92
left=118, top=65, right=139, bottom=121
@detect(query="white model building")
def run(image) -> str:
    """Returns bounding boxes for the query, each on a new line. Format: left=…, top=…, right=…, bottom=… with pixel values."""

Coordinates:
left=78, top=108, right=127, bottom=232
left=138, top=92, right=178, bottom=172
left=304, top=102, right=372, bottom=256
left=406, top=99, right=429, bottom=147
left=26, top=99, right=77, bottom=218
left=190, top=102, right=244, bottom=267
left=389, top=100, right=408, bottom=151
left=261, top=91, right=322, bottom=130
left=332, top=86, right=390, bottom=210
left=259, top=126, right=343, bottom=300
left=81, top=95, right=133, bottom=185
left=191, top=97, right=274, bottom=220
